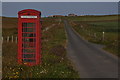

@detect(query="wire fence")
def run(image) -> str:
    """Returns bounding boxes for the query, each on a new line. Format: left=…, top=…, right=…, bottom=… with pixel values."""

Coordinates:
left=1, top=36, right=18, bottom=44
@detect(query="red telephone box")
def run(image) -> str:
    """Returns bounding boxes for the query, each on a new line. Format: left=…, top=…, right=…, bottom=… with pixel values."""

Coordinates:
left=18, top=9, right=42, bottom=66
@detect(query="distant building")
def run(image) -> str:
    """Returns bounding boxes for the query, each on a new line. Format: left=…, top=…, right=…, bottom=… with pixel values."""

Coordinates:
left=48, top=15, right=53, bottom=17
left=48, top=15, right=64, bottom=17
left=68, top=14, right=77, bottom=16
left=53, top=15, right=64, bottom=17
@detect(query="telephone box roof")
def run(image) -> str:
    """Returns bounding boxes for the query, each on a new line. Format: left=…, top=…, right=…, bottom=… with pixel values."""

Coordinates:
left=18, top=9, right=41, bottom=15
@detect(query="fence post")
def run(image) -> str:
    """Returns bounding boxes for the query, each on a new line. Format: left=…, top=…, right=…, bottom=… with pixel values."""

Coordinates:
left=102, top=32, right=104, bottom=41
left=58, top=19, right=61, bottom=25
left=11, top=35, right=13, bottom=43
left=7, top=36, right=9, bottom=42
left=1, top=36, right=3, bottom=43
left=16, top=36, right=17, bottom=43
left=81, top=25, right=83, bottom=28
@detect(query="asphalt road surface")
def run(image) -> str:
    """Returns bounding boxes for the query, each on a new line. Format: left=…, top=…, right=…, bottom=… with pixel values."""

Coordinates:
left=64, top=20, right=118, bottom=78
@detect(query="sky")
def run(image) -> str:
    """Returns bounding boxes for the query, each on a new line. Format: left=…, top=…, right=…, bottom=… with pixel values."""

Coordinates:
left=1, top=0, right=120, bottom=2
left=2, top=2, right=118, bottom=17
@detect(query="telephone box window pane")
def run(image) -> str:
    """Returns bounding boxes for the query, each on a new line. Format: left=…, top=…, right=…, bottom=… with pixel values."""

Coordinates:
left=22, top=23, right=26, bottom=27
left=22, top=43, right=35, bottom=48
left=22, top=54, right=35, bottom=58
left=22, top=49, right=36, bottom=53
left=22, top=28, right=35, bottom=32
left=27, top=23, right=35, bottom=27
left=22, top=38, right=36, bottom=42
left=22, top=23, right=35, bottom=27
left=22, top=59, right=36, bottom=62
left=22, top=33, right=36, bottom=37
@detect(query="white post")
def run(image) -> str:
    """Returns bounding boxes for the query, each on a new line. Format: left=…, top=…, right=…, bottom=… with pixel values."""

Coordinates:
left=11, top=35, right=13, bottom=43
left=58, top=19, right=61, bottom=25
left=16, top=36, right=17, bottom=43
left=7, top=36, right=9, bottom=42
left=81, top=25, right=83, bottom=28
left=103, top=32, right=104, bottom=41
left=1, top=37, right=3, bottom=43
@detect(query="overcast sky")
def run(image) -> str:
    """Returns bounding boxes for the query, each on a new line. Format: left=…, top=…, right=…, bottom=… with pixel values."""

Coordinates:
left=2, top=2, right=118, bottom=17
left=1, top=0, right=119, bottom=2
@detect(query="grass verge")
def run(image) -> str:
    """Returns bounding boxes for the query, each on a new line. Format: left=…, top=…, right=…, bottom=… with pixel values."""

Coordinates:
left=2, top=17, right=79, bottom=79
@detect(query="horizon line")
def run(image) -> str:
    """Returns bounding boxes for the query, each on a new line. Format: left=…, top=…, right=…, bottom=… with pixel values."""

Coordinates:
left=1, top=14, right=119, bottom=18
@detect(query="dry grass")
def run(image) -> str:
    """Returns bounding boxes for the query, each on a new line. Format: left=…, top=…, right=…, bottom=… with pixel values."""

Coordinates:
left=2, top=17, right=79, bottom=79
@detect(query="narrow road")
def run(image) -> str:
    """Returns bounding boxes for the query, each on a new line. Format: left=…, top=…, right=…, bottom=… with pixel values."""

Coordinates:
left=64, top=20, right=118, bottom=78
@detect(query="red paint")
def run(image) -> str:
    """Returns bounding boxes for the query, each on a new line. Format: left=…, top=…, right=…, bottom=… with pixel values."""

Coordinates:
left=18, top=9, right=42, bottom=66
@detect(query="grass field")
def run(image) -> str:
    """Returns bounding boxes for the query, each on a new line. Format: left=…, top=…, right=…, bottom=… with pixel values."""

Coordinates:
left=2, top=17, right=79, bottom=79
left=66, top=15, right=118, bottom=21
left=67, top=15, right=119, bottom=56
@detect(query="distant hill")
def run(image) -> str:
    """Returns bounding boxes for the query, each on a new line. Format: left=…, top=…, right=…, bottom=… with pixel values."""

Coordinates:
left=2, top=14, right=119, bottom=28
